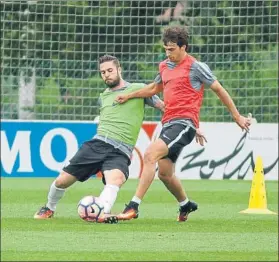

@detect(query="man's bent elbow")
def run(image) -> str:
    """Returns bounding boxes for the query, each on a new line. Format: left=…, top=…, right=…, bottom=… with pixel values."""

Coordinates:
left=210, top=80, right=223, bottom=93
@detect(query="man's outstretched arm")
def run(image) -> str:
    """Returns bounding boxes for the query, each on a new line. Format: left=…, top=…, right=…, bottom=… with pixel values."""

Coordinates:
left=115, top=82, right=163, bottom=104
left=210, top=80, right=251, bottom=132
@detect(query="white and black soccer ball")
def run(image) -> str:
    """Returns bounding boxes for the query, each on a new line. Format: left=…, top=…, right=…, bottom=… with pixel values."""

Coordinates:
left=77, top=195, right=104, bottom=222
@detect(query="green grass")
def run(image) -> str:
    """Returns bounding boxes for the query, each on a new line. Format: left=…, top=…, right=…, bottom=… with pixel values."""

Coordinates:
left=1, top=178, right=278, bottom=261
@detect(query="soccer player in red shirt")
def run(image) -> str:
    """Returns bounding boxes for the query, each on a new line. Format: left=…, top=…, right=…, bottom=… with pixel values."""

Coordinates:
left=115, top=26, right=251, bottom=222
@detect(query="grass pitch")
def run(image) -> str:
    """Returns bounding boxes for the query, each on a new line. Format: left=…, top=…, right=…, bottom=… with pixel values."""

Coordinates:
left=1, top=178, right=278, bottom=261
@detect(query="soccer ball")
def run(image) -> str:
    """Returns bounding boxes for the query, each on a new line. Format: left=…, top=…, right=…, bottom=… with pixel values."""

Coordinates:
left=77, top=195, right=104, bottom=222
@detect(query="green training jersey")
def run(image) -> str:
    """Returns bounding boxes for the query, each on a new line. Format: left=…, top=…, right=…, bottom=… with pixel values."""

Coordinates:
left=97, top=83, right=146, bottom=146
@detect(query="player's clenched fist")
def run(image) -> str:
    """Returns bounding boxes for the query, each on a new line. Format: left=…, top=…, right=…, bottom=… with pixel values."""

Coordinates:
left=115, top=94, right=130, bottom=104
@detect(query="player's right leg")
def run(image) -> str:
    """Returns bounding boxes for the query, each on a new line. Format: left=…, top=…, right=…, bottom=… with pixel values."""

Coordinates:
left=118, top=139, right=168, bottom=220
left=34, top=171, right=77, bottom=219
left=158, top=158, right=198, bottom=222
left=34, top=139, right=105, bottom=219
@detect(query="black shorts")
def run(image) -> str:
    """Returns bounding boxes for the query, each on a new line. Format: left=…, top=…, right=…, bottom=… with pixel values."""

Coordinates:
left=63, top=139, right=131, bottom=184
left=159, top=122, right=196, bottom=163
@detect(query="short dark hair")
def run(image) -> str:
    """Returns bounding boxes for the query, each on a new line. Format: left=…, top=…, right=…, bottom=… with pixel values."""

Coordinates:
left=98, top=55, right=120, bottom=67
left=163, top=26, right=189, bottom=50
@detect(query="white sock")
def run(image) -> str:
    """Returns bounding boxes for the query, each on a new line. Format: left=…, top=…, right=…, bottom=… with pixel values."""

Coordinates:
left=132, top=196, right=142, bottom=205
left=99, top=184, right=119, bottom=214
left=46, top=181, right=66, bottom=211
left=179, top=198, right=189, bottom=207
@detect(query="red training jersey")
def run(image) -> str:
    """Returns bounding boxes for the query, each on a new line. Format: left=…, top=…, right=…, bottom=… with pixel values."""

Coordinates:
left=159, top=55, right=204, bottom=128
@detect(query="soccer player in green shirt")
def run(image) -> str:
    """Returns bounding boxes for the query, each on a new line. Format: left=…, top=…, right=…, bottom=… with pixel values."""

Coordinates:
left=34, top=55, right=164, bottom=223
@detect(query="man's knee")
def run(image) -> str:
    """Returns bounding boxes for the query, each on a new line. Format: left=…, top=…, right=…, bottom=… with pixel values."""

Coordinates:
left=103, top=169, right=126, bottom=187
left=144, top=149, right=157, bottom=164
left=54, top=178, right=68, bottom=189
left=55, top=171, right=77, bottom=189
left=158, top=172, right=166, bottom=181
left=158, top=158, right=174, bottom=182
left=158, top=172, right=173, bottom=182
left=144, top=140, right=169, bottom=165
left=111, top=176, right=126, bottom=187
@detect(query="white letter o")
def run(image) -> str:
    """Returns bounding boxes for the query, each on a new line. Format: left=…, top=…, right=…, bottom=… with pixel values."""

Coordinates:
left=40, top=128, right=78, bottom=172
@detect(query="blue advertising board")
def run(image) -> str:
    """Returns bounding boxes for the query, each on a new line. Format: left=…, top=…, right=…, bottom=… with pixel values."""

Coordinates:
left=1, top=120, right=98, bottom=177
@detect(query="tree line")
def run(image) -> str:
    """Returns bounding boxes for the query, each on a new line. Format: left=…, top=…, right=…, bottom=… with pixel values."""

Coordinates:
left=1, top=0, right=277, bottom=122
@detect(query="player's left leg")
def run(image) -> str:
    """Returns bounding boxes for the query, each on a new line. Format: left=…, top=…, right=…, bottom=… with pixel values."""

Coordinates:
left=99, top=169, right=126, bottom=214
left=98, top=148, right=130, bottom=219
left=158, top=158, right=198, bottom=222
left=95, top=169, right=126, bottom=224
left=158, top=158, right=186, bottom=202
left=159, top=123, right=198, bottom=221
